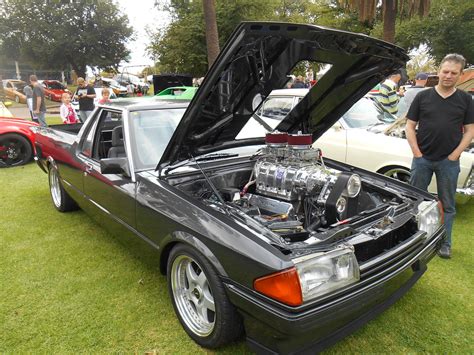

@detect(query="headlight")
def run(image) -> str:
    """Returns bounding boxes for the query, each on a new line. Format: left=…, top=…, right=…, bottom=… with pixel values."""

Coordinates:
left=345, top=174, right=361, bottom=197
left=294, top=246, right=359, bottom=301
left=416, top=200, right=443, bottom=239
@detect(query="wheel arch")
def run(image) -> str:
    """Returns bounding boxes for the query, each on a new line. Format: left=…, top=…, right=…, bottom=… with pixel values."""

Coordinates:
left=159, top=231, right=228, bottom=277
left=376, top=163, right=411, bottom=174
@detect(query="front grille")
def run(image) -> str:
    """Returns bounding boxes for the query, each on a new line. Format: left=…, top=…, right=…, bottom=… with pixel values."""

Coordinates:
left=354, top=219, right=418, bottom=263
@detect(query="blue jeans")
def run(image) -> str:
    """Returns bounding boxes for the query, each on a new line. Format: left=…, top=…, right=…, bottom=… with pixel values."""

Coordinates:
left=78, top=110, right=93, bottom=123
left=410, top=156, right=460, bottom=247
left=37, top=111, right=47, bottom=127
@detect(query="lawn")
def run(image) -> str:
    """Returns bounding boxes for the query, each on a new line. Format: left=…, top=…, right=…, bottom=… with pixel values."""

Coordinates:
left=1, top=163, right=473, bottom=353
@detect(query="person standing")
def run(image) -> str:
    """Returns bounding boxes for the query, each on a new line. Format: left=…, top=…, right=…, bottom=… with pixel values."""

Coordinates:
left=376, top=70, right=403, bottom=115
left=405, top=72, right=428, bottom=107
left=406, top=53, right=474, bottom=259
left=29, top=75, right=47, bottom=127
left=60, top=93, right=79, bottom=124
left=23, top=84, right=37, bottom=122
left=74, top=77, right=96, bottom=122
left=291, top=75, right=306, bottom=88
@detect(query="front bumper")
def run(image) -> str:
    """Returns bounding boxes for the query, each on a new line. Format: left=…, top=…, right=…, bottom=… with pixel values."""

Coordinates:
left=226, top=227, right=445, bottom=354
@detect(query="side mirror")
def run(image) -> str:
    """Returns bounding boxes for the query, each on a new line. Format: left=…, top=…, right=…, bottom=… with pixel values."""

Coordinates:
left=100, top=157, right=130, bottom=177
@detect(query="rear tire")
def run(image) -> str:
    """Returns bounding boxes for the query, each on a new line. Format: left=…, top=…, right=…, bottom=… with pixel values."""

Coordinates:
left=167, top=244, right=243, bottom=348
left=48, top=166, right=78, bottom=212
left=0, top=133, right=33, bottom=167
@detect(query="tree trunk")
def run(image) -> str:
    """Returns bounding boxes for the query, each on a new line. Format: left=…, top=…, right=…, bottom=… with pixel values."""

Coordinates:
left=382, top=0, right=397, bottom=43
left=202, top=0, right=220, bottom=69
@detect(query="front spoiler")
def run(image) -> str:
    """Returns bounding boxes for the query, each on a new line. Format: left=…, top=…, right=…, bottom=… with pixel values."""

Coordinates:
left=226, top=227, right=444, bottom=354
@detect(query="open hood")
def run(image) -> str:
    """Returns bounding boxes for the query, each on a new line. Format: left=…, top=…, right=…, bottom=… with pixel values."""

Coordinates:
left=158, top=22, right=408, bottom=172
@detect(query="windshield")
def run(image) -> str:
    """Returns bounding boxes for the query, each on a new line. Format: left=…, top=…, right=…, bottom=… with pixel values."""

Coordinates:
left=47, top=81, right=66, bottom=90
left=12, top=82, right=27, bottom=91
left=342, top=97, right=396, bottom=128
left=128, top=108, right=186, bottom=170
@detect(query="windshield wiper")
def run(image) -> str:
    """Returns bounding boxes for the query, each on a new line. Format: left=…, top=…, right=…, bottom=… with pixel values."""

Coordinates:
left=195, top=152, right=239, bottom=162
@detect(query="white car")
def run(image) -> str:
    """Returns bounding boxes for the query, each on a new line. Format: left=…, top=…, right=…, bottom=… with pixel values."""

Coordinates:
left=101, top=77, right=128, bottom=97
left=239, top=89, right=474, bottom=203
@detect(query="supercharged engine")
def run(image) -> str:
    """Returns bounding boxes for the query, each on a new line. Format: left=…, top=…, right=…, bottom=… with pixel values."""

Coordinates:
left=236, top=132, right=366, bottom=234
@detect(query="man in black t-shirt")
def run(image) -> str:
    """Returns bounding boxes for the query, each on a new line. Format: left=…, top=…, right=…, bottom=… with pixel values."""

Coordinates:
left=74, top=77, right=96, bottom=122
left=406, top=53, right=474, bottom=259
left=30, top=75, right=47, bottom=126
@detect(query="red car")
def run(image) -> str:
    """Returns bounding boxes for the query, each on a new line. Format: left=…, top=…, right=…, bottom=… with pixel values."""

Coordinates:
left=40, top=80, right=70, bottom=102
left=0, top=117, right=38, bottom=167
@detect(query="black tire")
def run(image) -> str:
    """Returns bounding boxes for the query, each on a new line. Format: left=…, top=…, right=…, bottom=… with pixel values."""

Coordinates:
left=379, top=166, right=411, bottom=183
left=48, top=165, right=78, bottom=212
left=0, top=133, right=33, bottom=167
left=167, top=244, right=243, bottom=348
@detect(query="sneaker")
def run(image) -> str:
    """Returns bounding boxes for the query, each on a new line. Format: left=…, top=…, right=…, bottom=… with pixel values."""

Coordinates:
left=438, top=245, right=451, bottom=259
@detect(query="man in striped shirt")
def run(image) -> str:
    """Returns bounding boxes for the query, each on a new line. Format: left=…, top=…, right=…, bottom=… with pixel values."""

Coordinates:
left=376, top=70, right=402, bottom=115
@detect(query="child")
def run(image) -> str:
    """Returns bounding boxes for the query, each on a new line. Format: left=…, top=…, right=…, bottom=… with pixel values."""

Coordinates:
left=98, top=87, right=112, bottom=104
left=60, top=93, right=79, bottom=124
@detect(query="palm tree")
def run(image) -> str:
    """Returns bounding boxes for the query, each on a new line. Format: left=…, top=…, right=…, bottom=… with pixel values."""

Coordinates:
left=202, top=0, right=220, bottom=69
left=337, top=0, right=430, bottom=43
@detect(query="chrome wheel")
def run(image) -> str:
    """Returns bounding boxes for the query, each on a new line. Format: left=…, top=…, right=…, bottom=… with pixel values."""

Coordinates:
left=382, top=167, right=411, bottom=183
left=15, top=95, right=20, bottom=103
left=171, top=255, right=215, bottom=337
left=49, top=168, right=62, bottom=208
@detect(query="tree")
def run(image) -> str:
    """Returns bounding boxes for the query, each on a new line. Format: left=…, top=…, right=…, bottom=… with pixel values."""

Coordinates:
left=202, top=0, right=220, bottom=68
left=149, top=0, right=365, bottom=76
left=0, top=0, right=134, bottom=77
left=336, top=0, right=431, bottom=43
left=395, top=0, right=473, bottom=64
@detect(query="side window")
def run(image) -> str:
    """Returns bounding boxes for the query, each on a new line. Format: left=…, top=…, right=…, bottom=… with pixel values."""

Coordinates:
left=80, top=116, right=100, bottom=158
left=92, top=110, right=123, bottom=160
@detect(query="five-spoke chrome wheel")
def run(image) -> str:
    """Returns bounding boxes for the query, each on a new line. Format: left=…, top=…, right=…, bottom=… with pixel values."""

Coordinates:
left=170, top=254, right=215, bottom=337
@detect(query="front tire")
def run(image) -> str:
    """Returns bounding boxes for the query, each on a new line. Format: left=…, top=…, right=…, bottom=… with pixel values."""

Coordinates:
left=48, top=166, right=78, bottom=212
left=0, top=133, right=33, bottom=167
left=167, top=244, right=243, bottom=348
left=15, top=95, right=20, bottom=103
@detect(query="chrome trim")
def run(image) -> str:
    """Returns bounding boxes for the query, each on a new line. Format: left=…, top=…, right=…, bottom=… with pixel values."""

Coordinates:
left=122, top=110, right=136, bottom=183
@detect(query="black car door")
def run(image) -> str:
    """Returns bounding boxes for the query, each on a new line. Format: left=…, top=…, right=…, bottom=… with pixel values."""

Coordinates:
left=80, top=108, right=136, bottom=230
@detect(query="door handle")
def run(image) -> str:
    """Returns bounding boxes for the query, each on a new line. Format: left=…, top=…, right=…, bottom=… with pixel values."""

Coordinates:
left=85, top=164, right=93, bottom=173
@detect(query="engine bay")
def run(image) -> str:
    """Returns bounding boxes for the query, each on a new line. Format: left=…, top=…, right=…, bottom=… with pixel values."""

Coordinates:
left=172, top=132, right=419, bottom=247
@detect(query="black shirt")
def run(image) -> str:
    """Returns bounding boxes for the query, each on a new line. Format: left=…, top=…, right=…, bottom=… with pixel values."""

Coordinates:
left=75, top=85, right=96, bottom=111
left=407, top=88, right=474, bottom=161
left=33, top=84, right=46, bottom=113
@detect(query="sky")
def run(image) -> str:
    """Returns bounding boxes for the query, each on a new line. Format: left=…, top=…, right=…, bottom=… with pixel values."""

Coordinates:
left=115, top=0, right=170, bottom=73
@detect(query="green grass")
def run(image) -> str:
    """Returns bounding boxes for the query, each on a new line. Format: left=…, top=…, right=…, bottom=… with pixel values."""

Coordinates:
left=1, top=164, right=473, bottom=353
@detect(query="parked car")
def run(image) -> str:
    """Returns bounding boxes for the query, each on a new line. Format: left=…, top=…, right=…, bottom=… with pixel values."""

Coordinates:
left=39, top=80, right=70, bottom=102
left=101, top=77, right=128, bottom=97
left=0, top=117, right=38, bottom=167
left=33, top=22, right=445, bottom=353
left=2, top=79, right=27, bottom=104
left=71, top=87, right=117, bottom=113
left=155, top=86, right=198, bottom=100
left=316, top=105, right=474, bottom=204
left=113, top=73, right=150, bottom=95
left=242, top=90, right=473, bottom=203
